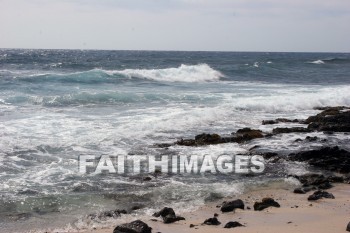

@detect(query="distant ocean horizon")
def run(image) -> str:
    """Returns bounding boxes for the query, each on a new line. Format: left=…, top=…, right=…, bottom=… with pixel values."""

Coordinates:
left=1, top=49, right=350, bottom=232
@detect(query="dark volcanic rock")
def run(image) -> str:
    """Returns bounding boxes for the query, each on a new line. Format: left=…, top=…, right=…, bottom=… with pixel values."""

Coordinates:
left=306, top=107, right=350, bottom=132
left=131, top=205, right=143, bottom=211
left=143, top=177, right=152, bottom=181
left=195, top=133, right=222, bottom=144
left=153, top=207, right=185, bottom=224
left=154, top=143, right=173, bottom=148
left=289, top=147, right=350, bottom=173
left=220, top=199, right=245, bottom=212
left=272, top=127, right=311, bottom=134
left=294, top=174, right=329, bottom=186
left=176, top=138, right=197, bottom=146
left=254, top=198, right=280, bottom=211
left=176, top=128, right=264, bottom=146
left=305, top=136, right=318, bottom=142
left=153, top=207, right=175, bottom=218
left=224, top=221, right=244, bottom=228
left=113, top=220, right=152, bottom=233
left=176, top=133, right=223, bottom=146
left=293, top=188, right=307, bottom=194
left=203, top=217, right=221, bottom=225
left=347, top=222, right=350, bottom=232
left=234, top=128, right=264, bottom=142
left=262, top=118, right=301, bottom=125
left=307, top=190, right=335, bottom=201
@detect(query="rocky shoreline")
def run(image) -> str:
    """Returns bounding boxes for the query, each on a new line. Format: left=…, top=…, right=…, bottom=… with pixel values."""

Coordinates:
left=83, top=106, right=350, bottom=233
left=85, top=183, right=350, bottom=233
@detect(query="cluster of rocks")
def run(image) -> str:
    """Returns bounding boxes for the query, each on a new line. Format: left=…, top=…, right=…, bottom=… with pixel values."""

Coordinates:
left=175, top=128, right=264, bottom=146
left=111, top=106, right=350, bottom=233
left=289, top=146, right=350, bottom=174
left=111, top=197, right=281, bottom=232
left=306, top=106, right=350, bottom=132
left=112, top=207, right=185, bottom=233
left=292, top=173, right=339, bottom=201
left=154, top=106, right=350, bottom=149
left=270, top=106, right=350, bottom=134
left=258, top=146, right=350, bottom=177
left=203, top=214, right=244, bottom=229
left=168, top=106, right=350, bottom=147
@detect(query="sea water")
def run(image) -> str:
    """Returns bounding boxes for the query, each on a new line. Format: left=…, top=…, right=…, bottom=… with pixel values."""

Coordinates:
left=0, top=49, right=350, bottom=232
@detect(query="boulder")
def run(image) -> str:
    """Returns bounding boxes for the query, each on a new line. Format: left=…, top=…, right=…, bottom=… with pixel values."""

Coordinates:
left=254, top=198, right=280, bottom=211
left=294, top=174, right=328, bottom=186
left=153, top=207, right=185, bottom=224
left=224, top=221, right=244, bottom=228
left=203, top=217, right=221, bottom=225
left=308, top=191, right=335, bottom=201
left=234, top=128, right=264, bottom=142
left=220, top=199, right=245, bottom=212
left=113, top=220, right=152, bottom=233
left=306, top=107, right=350, bottom=132
left=272, top=127, right=311, bottom=134
left=293, top=188, right=306, bottom=194
left=289, top=147, right=350, bottom=174
left=262, top=118, right=301, bottom=125
left=346, top=222, right=350, bottom=232
left=195, top=133, right=222, bottom=144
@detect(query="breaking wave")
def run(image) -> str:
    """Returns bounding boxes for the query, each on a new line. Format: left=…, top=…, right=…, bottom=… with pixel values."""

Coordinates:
left=108, top=63, right=224, bottom=82
left=308, top=60, right=325, bottom=65
left=13, top=64, right=224, bottom=84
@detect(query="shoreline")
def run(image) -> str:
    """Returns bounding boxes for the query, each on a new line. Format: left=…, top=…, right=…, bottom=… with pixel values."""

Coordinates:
left=65, top=106, right=350, bottom=233
left=80, top=183, right=350, bottom=233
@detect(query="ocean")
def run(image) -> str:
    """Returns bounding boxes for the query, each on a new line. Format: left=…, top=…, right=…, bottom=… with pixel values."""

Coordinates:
left=0, top=49, right=350, bottom=232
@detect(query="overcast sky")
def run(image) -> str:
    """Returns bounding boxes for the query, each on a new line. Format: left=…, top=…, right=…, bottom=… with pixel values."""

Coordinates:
left=1, top=0, right=349, bottom=52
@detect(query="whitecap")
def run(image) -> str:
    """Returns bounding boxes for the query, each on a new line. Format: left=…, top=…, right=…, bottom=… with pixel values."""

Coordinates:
left=308, top=60, right=324, bottom=64
left=107, top=64, right=224, bottom=82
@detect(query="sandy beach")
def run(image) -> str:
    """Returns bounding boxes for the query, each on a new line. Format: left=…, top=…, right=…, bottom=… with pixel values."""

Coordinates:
left=79, top=183, right=350, bottom=233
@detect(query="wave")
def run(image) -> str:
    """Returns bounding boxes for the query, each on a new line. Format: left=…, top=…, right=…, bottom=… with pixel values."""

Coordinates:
left=11, top=64, right=224, bottom=84
left=108, top=64, right=224, bottom=82
left=308, top=60, right=324, bottom=65
left=307, top=57, right=350, bottom=65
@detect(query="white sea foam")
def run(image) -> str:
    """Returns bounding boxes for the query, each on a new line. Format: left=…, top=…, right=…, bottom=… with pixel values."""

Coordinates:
left=228, top=85, right=350, bottom=113
left=308, top=60, right=325, bottom=64
left=107, top=64, right=224, bottom=82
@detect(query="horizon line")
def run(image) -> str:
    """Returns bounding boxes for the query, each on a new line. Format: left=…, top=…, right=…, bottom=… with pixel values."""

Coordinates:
left=1, top=47, right=349, bottom=54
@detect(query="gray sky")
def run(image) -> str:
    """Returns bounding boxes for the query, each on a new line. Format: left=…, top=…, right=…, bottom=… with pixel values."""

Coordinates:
left=1, top=0, right=349, bottom=52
